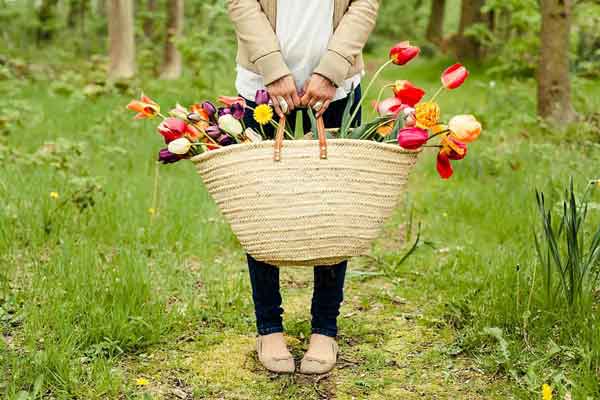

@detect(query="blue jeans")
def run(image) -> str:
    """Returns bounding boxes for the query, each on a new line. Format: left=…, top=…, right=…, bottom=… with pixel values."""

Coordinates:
left=242, top=86, right=362, bottom=338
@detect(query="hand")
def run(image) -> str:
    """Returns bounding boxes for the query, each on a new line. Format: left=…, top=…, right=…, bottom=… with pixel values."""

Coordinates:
left=266, top=75, right=301, bottom=117
left=301, top=74, right=337, bottom=118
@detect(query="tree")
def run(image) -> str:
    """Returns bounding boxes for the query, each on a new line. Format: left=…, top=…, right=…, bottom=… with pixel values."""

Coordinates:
left=426, top=0, right=446, bottom=46
left=160, top=0, right=184, bottom=80
left=538, top=0, right=576, bottom=123
left=143, top=0, right=157, bottom=39
left=67, top=0, right=89, bottom=29
left=455, top=0, right=486, bottom=59
left=108, top=0, right=136, bottom=79
left=37, top=0, right=59, bottom=42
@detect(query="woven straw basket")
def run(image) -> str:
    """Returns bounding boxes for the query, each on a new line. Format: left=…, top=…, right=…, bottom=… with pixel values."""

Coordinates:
left=191, top=117, right=420, bottom=266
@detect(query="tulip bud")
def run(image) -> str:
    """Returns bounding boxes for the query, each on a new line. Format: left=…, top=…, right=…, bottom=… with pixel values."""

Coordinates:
left=377, top=97, right=404, bottom=117
left=243, top=127, right=263, bottom=143
left=169, top=104, right=188, bottom=120
left=389, top=41, right=420, bottom=66
left=167, top=138, right=192, bottom=155
left=441, top=64, right=469, bottom=90
left=397, top=127, right=429, bottom=150
left=218, top=114, right=243, bottom=137
left=448, top=115, right=481, bottom=143
left=393, top=80, right=425, bottom=107
left=202, top=101, right=217, bottom=120
left=218, top=107, right=232, bottom=118
left=217, top=134, right=234, bottom=146
left=255, top=89, right=270, bottom=105
left=205, top=125, right=222, bottom=140
left=230, top=102, right=245, bottom=120
left=158, top=148, right=181, bottom=164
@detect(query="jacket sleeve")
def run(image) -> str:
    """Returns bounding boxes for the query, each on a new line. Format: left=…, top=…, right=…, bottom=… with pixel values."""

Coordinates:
left=314, top=0, right=379, bottom=87
left=227, top=0, right=291, bottom=85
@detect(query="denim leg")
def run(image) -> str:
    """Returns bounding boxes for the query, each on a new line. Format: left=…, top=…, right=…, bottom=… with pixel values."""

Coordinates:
left=311, top=261, right=347, bottom=337
left=247, top=254, right=284, bottom=335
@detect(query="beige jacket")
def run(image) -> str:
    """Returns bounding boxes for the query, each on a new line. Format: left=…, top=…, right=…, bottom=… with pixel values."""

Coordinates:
left=227, top=0, right=379, bottom=87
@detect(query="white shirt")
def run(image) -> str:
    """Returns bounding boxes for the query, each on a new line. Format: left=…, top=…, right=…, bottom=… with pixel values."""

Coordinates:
left=235, top=0, right=362, bottom=102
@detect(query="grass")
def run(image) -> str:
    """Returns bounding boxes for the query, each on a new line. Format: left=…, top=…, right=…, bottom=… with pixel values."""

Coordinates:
left=1, top=49, right=600, bottom=399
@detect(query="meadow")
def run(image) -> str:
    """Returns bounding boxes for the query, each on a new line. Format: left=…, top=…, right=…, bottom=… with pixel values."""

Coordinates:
left=1, top=47, right=600, bottom=399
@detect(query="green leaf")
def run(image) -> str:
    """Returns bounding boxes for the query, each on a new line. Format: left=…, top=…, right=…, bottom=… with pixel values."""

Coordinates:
left=339, top=84, right=356, bottom=138
left=349, top=116, right=391, bottom=140
left=294, top=109, right=304, bottom=140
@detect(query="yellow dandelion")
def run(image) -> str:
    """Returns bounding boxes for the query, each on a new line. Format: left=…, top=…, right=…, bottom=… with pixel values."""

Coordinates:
left=50, top=192, right=59, bottom=199
left=148, top=208, right=156, bottom=216
left=135, top=377, right=150, bottom=386
left=542, top=383, right=553, bottom=400
left=415, top=101, right=440, bottom=129
left=253, top=104, right=273, bottom=125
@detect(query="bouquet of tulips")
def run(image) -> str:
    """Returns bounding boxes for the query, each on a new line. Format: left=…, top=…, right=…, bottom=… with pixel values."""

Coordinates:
left=127, top=41, right=481, bottom=179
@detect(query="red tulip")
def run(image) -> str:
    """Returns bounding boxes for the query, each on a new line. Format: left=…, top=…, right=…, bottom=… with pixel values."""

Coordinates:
left=436, top=152, right=453, bottom=179
left=397, top=127, right=429, bottom=150
left=393, top=80, right=425, bottom=107
left=436, top=136, right=468, bottom=179
left=441, top=64, right=469, bottom=90
left=389, top=41, right=420, bottom=66
left=158, top=118, right=199, bottom=143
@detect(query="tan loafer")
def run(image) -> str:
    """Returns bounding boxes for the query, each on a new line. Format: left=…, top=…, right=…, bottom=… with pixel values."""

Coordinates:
left=300, top=334, right=338, bottom=374
left=256, top=335, right=295, bottom=373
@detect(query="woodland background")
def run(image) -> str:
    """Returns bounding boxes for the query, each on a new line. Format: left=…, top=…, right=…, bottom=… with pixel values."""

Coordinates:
left=1, top=0, right=600, bottom=399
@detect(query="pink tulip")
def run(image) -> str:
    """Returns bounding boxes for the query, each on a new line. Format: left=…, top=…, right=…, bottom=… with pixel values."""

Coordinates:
left=376, top=97, right=404, bottom=117
left=397, top=127, right=429, bottom=150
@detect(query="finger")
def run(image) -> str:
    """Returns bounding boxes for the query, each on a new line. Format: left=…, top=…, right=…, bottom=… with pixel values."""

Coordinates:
left=291, top=90, right=301, bottom=109
left=271, top=96, right=283, bottom=118
left=317, top=99, right=331, bottom=118
left=307, top=94, right=318, bottom=110
left=300, top=92, right=310, bottom=107
left=284, top=94, right=295, bottom=112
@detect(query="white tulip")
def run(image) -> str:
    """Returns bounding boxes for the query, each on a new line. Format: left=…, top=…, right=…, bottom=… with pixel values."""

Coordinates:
left=168, top=138, right=192, bottom=155
left=218, top=114, right=243, bottom=137
left=244, top=127, right=263, bottom=143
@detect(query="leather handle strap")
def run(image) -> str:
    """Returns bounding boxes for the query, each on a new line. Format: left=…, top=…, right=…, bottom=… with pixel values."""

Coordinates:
left=273, top=114, right=328, bottom=162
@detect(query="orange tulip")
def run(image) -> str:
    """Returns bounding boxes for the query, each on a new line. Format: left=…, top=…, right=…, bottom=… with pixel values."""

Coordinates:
left=217, top=96, right=247, bottom=108
left=449, top=115, right=481, bottom=143
left=126, top=94, right=160, bottom=120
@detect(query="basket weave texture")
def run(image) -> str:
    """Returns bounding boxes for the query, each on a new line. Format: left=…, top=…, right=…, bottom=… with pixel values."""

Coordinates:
left=192, top=139, right=419, bottom=266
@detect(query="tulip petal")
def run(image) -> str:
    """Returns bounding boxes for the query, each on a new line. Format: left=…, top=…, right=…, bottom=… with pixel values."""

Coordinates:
left=436, top=152, right=453, bottom=179
left=442, top=64, right=469, bottom=90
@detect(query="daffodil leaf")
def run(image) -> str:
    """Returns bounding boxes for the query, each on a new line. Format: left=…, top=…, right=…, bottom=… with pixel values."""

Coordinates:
left=294, top=109, right=304, bottom=140
left=307, top=108, right=319, bottom=140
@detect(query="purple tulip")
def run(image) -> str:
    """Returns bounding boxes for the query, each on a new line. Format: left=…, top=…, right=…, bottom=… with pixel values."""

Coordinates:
left=202, top=101, right=217, bottom=120
left=255, top=89, right=270, bottom=105
left=158, top=148, right=181, bottom=164
left=205, top=125, right=222, bottom=140
left=218, top=107, right=232, bottom=117
left=217, top=134, right=234, bottom=146
left=230, top=102, right=245, bottom=120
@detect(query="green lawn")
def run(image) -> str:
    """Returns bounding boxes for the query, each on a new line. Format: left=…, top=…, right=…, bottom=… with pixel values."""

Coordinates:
left=1, top=54, right=600, bottom=399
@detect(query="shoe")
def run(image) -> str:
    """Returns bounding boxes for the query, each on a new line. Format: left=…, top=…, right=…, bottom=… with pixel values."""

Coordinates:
left=300, top=334, right=338, bottom=374
left=256, top=333, right=295, bottom=373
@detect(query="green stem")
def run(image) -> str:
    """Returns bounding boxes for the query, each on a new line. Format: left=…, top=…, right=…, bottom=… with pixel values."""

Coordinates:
left=429, top=86, right=445, bottom=103
left=425, top=129, right=451, bottom=142
left=348, top=59, right=394, bottom=129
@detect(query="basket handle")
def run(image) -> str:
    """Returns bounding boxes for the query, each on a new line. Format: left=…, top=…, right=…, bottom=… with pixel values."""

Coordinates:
left=273, top=114, right=328, bottom=162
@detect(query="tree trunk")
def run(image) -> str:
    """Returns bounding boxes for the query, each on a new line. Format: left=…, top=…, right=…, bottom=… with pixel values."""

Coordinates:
left=538, top=0, right=576, bottom=123
left=456, top=0, right=486, bottom=59
left=37, top=0, right=59, bottom=42
left=143, top=0, right=157, bottom=38
left=426, top=0, right=446, bottom=46
left=160, top=0, right=184, bottom=80
left=108, top=0, right=136, bottom=80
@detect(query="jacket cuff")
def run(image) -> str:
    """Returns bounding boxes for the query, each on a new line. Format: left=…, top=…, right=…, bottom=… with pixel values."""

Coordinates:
left=254, top=51, right=292, bottom=86
left=314, top=50, right=351, bottom=87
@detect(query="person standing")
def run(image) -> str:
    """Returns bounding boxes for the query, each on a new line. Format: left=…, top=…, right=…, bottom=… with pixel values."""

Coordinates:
left=227, top=0, right=379, bottom=374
